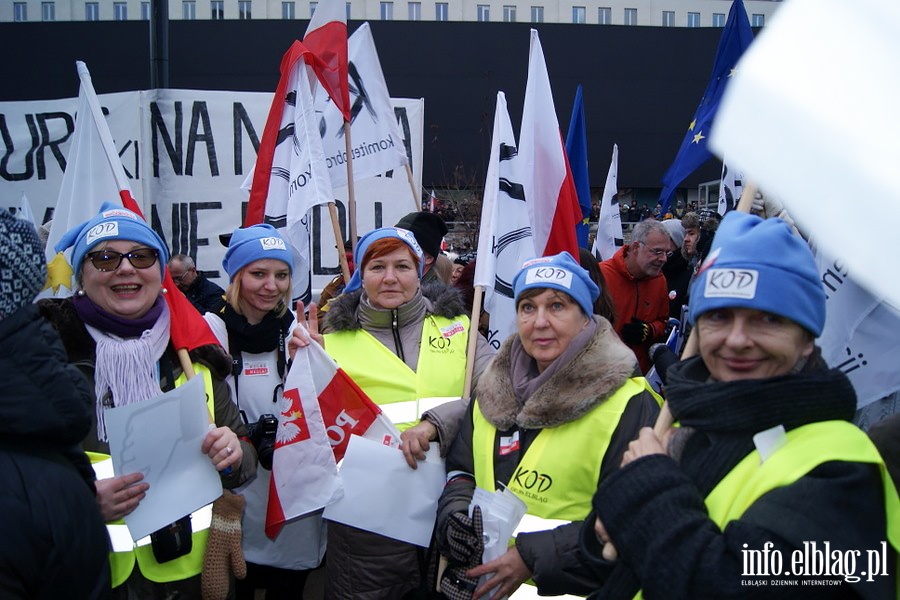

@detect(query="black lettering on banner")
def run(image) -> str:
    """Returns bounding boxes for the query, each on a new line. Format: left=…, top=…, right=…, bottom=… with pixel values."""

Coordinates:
left=150, top=203, right=171, bottom=252
left=118, top=139, right=139, bottom=180
left=169, top=201, right=223, bottom=278
left=35, top=112, right=74, bottom=180
left=347, top=61, right=372, bottom=129
left=820, top=259, right=848, bottom=300
left=233, top=102, right=260, bottom=175
left=0, top=113, right=38, bottom=181
left=186, top=101, right=219, bottom=177
left=151, top=101, right=183, bottom=177
left=393, top=106, right=414, bottom=172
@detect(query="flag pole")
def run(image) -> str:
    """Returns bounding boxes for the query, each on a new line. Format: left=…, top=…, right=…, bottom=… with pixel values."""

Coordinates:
left=328, top=202, right=352, bottom=284
left=404, top=164, right=420, bottom=212
left=462, top=286, right=484, bottom=400
left=343, top=121, right=359, bottom=257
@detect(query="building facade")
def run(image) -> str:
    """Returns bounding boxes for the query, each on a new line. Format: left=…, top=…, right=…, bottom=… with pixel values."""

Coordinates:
left=3, top=0, right=783, bottom=26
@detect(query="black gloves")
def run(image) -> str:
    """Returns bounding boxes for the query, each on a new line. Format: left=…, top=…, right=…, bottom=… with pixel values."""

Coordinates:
left=440, top=506, right=484, bottom=600
left=622, top=319, right=651, bottom=345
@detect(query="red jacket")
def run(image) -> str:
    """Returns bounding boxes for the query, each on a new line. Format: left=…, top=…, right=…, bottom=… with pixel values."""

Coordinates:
left=600, top=246, right=670, bottom=373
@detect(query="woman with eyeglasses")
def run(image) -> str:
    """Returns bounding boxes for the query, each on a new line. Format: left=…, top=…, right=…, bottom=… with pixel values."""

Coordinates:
left=204, top=224, right=325, bottom=600
left=38, top=203, right=256, bottom=599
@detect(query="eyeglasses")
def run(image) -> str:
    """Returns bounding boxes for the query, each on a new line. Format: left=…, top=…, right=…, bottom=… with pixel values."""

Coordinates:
left=639, top=242, right=674, bottom=258
left=86, top=249, right=160, bottom=272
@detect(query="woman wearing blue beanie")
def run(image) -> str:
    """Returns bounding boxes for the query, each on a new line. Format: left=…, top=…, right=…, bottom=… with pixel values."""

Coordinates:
left=37, top=203, right=256, bottom=597
left=204, top=223, right=325, bottom=599
left=581, top=212, right=899, bottom=598
left=292, top=226, right=496, bottom=599
left=434, top=251, right=662, bottom=599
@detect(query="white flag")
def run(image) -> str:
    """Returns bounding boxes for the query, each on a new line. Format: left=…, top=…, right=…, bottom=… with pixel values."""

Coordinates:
left=592, top=144, right=623, bottom=261
left=17, top=192, right=36, bottom=225
left=717, top=161, right=743, bottom=216
left=474, top=92, right=534, bottom=350
left=314, top=22, right=410, bottom=188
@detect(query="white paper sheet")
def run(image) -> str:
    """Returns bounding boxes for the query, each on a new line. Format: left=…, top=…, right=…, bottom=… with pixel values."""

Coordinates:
left=323, top=434, right=445, bottom=547
left=106, top=376, right=223, bottom=540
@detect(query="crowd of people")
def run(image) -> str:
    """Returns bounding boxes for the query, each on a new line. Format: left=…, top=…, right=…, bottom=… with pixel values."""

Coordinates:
left=1, top=198, right=898, bottom=600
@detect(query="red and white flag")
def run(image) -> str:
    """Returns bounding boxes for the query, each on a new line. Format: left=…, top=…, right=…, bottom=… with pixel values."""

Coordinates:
left=245, top=43, right=336, bottom=302
left=45, top=61, right=216, bottom=351
left=304, top=0, right=351, bottom=122
left=265, top=340, right=344, bottom=539
left=519, top=30, right=581, bottom=258
left=305, top=337, right=400, bottom=462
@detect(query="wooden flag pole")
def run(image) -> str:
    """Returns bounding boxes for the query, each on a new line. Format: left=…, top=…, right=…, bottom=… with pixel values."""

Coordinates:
left=404, top=163, right=421, bottom=212
left=328, top=202, right=352, bottom=285
left=462, top=286, right=485, bottom=401
left=343, top=121, right=359, bottom=257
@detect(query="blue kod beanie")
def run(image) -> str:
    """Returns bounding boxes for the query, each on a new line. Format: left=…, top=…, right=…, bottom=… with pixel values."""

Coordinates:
left=54, top=201, right=169, bottom=278
left=512, top=251, right=600, bottom=317
left=223, top=224, right=293, bottom=280
left=689, top=212, right=825, bottom=336
left=344, top=227, right=425, bottom=293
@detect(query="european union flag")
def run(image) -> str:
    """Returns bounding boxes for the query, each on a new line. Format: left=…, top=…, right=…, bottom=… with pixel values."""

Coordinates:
left=658, top=0, right=754, bottom=215
left=565, top=85, right=592, bottom=248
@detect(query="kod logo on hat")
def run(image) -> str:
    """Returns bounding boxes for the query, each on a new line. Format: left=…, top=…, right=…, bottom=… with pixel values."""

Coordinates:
left=395, top=228, right=422, bottom=254
left=703, top=268, right=758, bottom=300
left=524, top=266, right=574, bottom=289
left=259, top=237, right=287, bottom=251
left=86, top=221, right=120, bottom=245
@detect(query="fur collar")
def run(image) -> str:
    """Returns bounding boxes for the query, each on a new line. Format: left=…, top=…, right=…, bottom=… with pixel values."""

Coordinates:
left=478, top=317, right=639, bottom=429
left=323, top=282, right=467, bottom=332
left=37, top=297, right=232, bottom=379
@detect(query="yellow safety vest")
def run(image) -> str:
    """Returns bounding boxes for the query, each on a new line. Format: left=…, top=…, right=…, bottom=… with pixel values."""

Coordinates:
left=474, top=377, right=660, bottom=528
left=633, top=420, right=900, bottom=599
left=88, top=364, right=216, bottom=587
left=324, top=314, right=469, bottom=430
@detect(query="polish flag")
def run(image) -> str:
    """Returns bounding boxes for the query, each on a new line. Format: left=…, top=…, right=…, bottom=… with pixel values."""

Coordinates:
left=303, top=0, right=351, bottom=122
left=265, top=333, right=400, bottom=538
left=519, top=30, right=581, bottom=258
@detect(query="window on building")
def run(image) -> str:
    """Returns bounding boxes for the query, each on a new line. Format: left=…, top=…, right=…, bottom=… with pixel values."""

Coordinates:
left=282, top=1, right=295, bottom=18
left=13, top=2, right=27, bottom=21
left=712, top=12, right=725, bottom=27
left=141, top=1, right=151, bottom=20
left=239, top=0, right=251, bottom=19
left=409, top=2, right=421, bottom=20
left=687, top=11, right=700, bottom=27
left=530, top=6, right=543, bottom=23
left=211, top=0, right=223, bottom=19
left=86, top=2, right=100, bottom=20
left=346, top=2, right=351, bottom=19
left=42, top=2, right=55, bottom=21
left=624, top=7, right=637, bottom=26
left=309, top=2, right=317, bottom=16
left=572, top=6, right=585, bottom=24
left=182, top=1, right=196, bottom=19
left=114, top=2, right=127, bottom=20
left=435, top=2, right=448, bottom=21
left=503, top=5, right=515, bottom=22
left=477, top=4, right=489, bottom=22
left=752, top=13, right=765, bottom=27
left=661, top=11, right=674, bottom=27
left=598, top=7, right=611, bottom=25
left=380, top=1, right=393, bottom=20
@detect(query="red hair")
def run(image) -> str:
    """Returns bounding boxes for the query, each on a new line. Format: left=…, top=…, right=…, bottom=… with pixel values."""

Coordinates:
left=362, top=237, right=421, bottom=272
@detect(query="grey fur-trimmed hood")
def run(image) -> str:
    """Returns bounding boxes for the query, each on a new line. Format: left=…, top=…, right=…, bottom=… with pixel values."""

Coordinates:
left=478, top=317, right=640, bottom=430
left=322, top=282, right=467, bottom=332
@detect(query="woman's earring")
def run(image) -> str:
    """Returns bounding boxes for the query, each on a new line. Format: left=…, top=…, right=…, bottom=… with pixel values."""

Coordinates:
left=76, top=289, right=85, bottom=297
left=161, top=287, right=168, bottom=294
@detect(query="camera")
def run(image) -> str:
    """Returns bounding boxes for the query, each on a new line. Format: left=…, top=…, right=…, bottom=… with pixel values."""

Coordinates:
left=247, top=413, right=278, bottom=470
